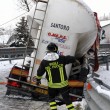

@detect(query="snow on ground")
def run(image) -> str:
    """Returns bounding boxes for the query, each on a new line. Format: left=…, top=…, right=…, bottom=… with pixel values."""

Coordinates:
left=100, top=20, right=110, bottom=27
left=0, top=59, right=87, bottom=110
left=0, top=35, right=10, bottom=44
left=0, top=60, right=23, bottom=83
left=0, top=59, right=110, bottom=110
left=97, top=66, right=110, bottom=86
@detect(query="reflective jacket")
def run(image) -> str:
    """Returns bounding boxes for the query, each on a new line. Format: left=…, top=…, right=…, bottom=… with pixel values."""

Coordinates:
left=36, top=52, right=76, bottom=88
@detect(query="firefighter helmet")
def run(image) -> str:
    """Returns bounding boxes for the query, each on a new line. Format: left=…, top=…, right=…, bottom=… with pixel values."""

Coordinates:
left=47, top=43, right=58, bottom=52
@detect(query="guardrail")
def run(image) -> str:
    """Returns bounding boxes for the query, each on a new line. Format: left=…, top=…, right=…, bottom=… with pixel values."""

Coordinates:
left=99, top=44, right=110, bottom=52
left=0, top=45, right=109, bottom=66
left=98, top=55, right=110, bottom=69
left=0, top=47, right=34, bottom=61
left=99, top=44, right=110, bottom=49
left=84, top=74, right=110, bottom=110
left=98, top=55, right=110, bottom=64
left=98, top=44, right=110, bottom=70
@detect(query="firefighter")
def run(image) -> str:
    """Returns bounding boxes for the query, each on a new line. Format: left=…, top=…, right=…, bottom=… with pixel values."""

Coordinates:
left=36, top=42, right=79, bottom=110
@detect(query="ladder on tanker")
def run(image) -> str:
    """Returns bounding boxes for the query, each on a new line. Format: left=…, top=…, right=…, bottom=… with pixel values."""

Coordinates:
left=19, top=0, right=49, bottom=82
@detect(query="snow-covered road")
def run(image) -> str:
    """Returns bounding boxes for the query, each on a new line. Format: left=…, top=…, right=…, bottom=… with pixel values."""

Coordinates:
left=0, top=60, right=86, bottom=110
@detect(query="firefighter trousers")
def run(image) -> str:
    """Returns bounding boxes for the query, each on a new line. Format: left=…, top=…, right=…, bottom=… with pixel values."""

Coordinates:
left=48, top=86, right=74, bottom=110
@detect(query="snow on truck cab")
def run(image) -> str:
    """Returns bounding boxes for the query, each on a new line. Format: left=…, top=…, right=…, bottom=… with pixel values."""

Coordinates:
left=6, top=0, right=100, bottom=103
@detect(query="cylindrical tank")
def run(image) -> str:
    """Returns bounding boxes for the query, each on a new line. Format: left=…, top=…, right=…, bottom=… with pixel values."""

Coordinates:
left=27, top=0, right=98, bottom=80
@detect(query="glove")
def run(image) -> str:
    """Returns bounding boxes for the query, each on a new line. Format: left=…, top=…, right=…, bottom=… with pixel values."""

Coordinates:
left=33, top=76, right=41, bottom=85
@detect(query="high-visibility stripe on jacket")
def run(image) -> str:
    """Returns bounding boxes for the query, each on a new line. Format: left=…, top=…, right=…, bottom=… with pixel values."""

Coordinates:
left=37, top=54, right=76, bottom=88
left=45, top=63, right=68, bottom=88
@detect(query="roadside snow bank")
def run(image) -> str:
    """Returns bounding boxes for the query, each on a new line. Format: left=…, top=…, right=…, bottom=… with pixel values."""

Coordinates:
left=97, top=66, right=110, bottom=86
left=96, top=86, right=110, bottom=97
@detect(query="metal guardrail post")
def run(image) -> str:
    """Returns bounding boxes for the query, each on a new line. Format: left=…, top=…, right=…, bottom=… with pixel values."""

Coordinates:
left=8, top=54, right=12, bottom=64
left=106, top=56, right=109, bottom=70
left=99, top=55, right=109, bottom=70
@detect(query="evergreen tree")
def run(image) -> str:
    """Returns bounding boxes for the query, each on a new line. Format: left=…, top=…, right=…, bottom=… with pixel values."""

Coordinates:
left=10, top=17, right=34, bottom=47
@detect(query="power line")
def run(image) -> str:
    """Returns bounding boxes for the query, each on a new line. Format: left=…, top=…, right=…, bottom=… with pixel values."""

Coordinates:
left=0, top=12, right=28, bottom=27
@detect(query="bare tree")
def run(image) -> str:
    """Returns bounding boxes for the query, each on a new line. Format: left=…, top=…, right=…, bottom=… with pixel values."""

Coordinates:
left=17, top=0, right=34, bottom=12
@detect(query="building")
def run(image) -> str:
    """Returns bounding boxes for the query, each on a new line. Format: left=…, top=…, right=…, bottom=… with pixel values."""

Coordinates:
left=100, top=20, right=110, bottom=44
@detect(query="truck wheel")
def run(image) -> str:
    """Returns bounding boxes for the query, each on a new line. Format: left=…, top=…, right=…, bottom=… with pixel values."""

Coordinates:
left=5, top=88, right=11, bottom=95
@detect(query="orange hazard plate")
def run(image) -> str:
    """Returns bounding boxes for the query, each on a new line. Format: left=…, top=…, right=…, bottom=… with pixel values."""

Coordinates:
left=34, top=88, right=48, bottom=95
left=68, top=80, right=84, bottom=87
left=11, top=68, right=29, bottom=77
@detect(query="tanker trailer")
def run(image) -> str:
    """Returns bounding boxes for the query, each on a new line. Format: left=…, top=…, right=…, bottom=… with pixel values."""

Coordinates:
left=6, top=0, right=99, bottom=102
left=27, top=0, right=98, bottom=79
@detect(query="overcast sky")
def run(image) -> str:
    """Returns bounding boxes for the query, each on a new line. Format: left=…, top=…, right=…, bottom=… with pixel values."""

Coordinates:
left=83, top=0, right=110, bottom=17
left=0, top=0, right=110, bottom=28
left=0, top=0, right=26, bottom=28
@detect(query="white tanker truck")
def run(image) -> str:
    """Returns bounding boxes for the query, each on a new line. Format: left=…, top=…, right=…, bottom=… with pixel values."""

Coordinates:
left=27, top=0, right=98, bottom=78
left=6, top=0, right=100, bottom=103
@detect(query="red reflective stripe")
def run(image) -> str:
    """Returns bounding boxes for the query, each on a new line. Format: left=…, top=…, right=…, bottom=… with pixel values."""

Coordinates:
left=87, top=83, right=92, bottom=90
left=0, top=82, right=7, bottom=85
left=8, top=81, right=20, bottom=87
